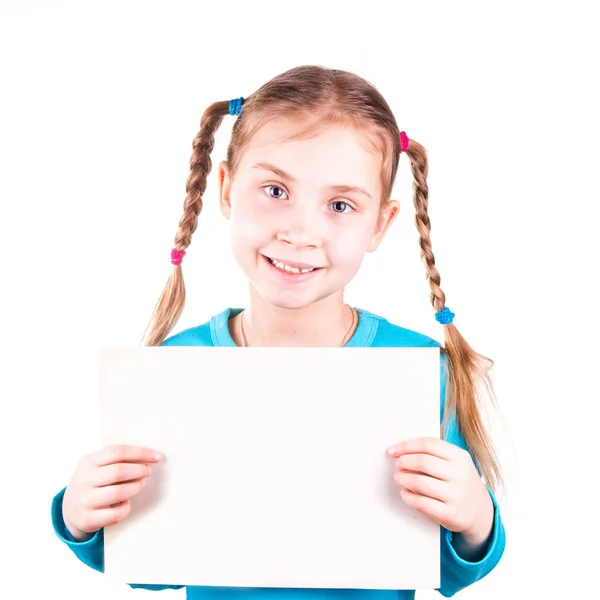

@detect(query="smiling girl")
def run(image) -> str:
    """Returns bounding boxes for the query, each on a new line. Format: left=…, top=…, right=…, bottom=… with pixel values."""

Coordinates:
left=51, top=65, right=506, bottom=599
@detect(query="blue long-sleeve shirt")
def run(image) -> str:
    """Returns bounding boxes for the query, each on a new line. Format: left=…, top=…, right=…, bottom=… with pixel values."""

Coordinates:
left=51, top=308, right=506, bottom=598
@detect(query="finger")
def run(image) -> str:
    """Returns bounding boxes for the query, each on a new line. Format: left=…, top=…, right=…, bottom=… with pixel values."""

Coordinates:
left=396, top=453, right=449, bottom=480
left=92, top=445, right=163, bottom=467
left=87, top=500, right=133, bottom=531
left=400, top=488, right=449, bottom=523
left=87, top=479, right=147, bottom=509
left=394, top=471, right=449, bottom=502
left=387, top=437, right=454, bottom=460
left=92, top=462, right=152, bottom=487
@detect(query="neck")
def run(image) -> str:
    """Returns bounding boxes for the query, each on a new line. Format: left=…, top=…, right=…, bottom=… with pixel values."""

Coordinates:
left=232, top=288, right=355, bottom=347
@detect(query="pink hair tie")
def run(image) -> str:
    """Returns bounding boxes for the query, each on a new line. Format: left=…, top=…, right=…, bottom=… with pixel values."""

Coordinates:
left=400, top=131, right=410, bottom=152
left=171, top=248, right=186, bottom=265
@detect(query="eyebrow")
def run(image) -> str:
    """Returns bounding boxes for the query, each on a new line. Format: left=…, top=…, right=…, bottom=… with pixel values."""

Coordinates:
left=252, top=162, right=373, bottom=199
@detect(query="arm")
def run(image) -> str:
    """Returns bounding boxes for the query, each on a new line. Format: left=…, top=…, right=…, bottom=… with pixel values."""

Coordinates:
left=51, top=486, right=184, bottom=591
left=436, top=353, right=506, bottom=597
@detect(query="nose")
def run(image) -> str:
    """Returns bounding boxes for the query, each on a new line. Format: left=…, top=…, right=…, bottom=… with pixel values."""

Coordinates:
left=276, top=205, right=322, bottom=249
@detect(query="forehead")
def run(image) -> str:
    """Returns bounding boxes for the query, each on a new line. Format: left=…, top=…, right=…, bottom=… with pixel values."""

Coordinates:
left=237, top=118, right=383, bottom=193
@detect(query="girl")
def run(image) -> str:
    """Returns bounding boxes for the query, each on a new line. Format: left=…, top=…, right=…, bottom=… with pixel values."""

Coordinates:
left=51, top=65, right=506, bottom=598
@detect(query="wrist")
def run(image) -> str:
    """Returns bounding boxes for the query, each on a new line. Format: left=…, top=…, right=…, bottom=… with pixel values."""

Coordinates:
left=460, top=491, right=494, bottom=546
left=63, top=513, right=94, bottom=543
left=450, top=492, right=494, bottom=562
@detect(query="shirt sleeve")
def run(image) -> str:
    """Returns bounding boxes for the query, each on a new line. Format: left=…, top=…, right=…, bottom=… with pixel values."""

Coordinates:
left=51, top=486, right=184, bottom=591
left=436, top=353, right=506, bottom=597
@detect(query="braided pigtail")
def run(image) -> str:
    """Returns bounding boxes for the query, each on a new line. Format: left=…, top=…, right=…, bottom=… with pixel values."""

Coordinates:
left=404, top=137, right=502, bottom=493
left=139, top=100, right=235, bottom=347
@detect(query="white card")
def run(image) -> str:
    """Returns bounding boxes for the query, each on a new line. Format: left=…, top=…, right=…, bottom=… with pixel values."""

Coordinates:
left=99, top=346, right=441, bottom=590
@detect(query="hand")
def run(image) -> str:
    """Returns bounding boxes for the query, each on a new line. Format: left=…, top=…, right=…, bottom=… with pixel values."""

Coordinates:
left=386, top=437, right=493, bottom=545
left=62, top=445, right=163, bottom=542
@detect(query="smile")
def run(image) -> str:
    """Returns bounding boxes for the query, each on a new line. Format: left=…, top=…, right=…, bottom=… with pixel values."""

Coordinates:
left=262, top=255, right=323, bottom=277
left=268, top=258, right=314, bottom=274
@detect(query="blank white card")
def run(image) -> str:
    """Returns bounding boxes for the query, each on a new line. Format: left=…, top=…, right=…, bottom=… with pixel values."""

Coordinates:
left=98, top=346, right=441, bottom=590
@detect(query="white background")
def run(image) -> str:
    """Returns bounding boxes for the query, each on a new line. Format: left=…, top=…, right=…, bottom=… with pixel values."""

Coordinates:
left=1, top=1, right=598, bottom=598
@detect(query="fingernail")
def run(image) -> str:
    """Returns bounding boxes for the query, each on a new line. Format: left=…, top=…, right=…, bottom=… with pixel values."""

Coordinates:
left=386, top=447, right=396, bottom=455
left=153, top=452, right=163, bottom=460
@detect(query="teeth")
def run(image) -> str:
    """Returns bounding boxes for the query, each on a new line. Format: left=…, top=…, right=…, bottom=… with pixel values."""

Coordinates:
left=271, top=259, right=314, bottom=274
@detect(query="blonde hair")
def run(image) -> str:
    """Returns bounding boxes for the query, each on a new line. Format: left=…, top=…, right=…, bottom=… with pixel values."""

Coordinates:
left=140, top=65, right=502, bottom=493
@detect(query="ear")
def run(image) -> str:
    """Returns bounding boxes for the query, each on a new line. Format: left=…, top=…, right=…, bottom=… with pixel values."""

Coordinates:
left=218, top=161, right=232, bottom=220
left=367, top=200, right=400, bottom=252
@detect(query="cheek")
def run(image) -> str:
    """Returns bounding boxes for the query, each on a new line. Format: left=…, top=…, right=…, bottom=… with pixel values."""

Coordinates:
left=330, top=220, right=376, bottom=263
left=229, top=201, right=273, bottom=251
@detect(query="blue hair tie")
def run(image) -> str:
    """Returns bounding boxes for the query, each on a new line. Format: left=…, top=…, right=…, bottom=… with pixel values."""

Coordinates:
left=435, top=307, right=455, bottom=325
left=229, top=97, right=244, bottom=116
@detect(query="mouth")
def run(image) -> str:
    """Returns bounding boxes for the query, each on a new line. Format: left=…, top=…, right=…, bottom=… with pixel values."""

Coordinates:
left=263, top=255, right=323, bottom=275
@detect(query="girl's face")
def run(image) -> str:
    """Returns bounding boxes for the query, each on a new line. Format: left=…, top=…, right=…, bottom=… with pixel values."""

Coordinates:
left=218, top=118, right=399, bottom=310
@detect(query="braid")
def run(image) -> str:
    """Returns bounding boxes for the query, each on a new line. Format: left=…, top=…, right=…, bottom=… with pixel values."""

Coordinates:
left=407, top=144, right=446, bottom=312
left=140, top=101, right=230, bottom=347
left=406, top=139, right=503, bottom=493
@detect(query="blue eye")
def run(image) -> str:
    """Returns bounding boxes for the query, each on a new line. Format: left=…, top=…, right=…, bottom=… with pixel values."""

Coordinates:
left=263, top=185, right=288, bottom=200
left=330, top=200, right=353, bottom=213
